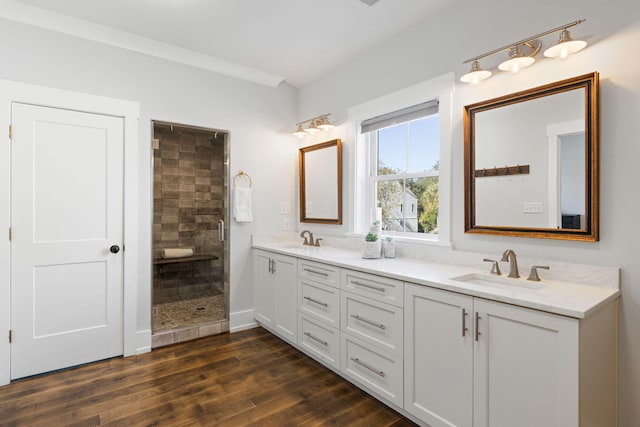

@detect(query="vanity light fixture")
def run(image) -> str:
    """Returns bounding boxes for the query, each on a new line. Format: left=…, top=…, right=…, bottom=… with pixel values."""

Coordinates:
left=460, top=60, right=492, bottom=85
left=316, top=115, right=335, bottom=131
left=293, top=124, right=307, bottom=137
left=461, top=19, right=587, bottom=84
left=498, top=41, right=540, bottom=74
left=543, top=28, right=587, bottom=59
left=305, top=119, right=320, bottom=134
left=292, top=114, right=334, bottom=138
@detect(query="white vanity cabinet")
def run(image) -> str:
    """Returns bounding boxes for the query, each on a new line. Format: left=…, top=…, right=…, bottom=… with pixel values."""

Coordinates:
left=253, top=250, right=298, bottom=344
left=404, top=283, right=618, bottom=427
left=253, top=245, right=618, bottom=427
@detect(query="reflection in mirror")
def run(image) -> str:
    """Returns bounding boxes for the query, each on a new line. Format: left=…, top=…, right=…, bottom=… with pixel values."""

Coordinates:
left=464, top=72, right=599, bottom=241
left=299, top=139, right=342, bottom=224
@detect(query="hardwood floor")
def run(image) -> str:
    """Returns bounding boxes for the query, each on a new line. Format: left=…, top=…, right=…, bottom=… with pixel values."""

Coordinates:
left=0, top=327, right=417, bottom=427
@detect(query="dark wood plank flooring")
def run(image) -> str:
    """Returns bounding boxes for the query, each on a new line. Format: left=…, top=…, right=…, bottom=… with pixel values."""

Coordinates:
left=0, top=327, right=417, bottom=427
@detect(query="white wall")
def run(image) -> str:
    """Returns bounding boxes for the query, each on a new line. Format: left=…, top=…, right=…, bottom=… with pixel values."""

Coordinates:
left=0, top=19, right=298, bottom=334
left=297, top=1, right=640, bottom=424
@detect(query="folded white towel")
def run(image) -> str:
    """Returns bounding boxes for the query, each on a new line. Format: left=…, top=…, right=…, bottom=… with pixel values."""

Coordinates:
left=233, top=187, right=253, bottom=222
left=161, top=248, right=194, bottom=259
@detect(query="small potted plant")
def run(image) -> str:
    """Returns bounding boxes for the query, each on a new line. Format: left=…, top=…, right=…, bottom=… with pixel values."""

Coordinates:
left=362, top=227, right=382, bottom=259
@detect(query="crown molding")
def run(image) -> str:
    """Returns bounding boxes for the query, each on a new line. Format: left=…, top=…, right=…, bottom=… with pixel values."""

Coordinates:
left=0, top=0, right=285, bottom=88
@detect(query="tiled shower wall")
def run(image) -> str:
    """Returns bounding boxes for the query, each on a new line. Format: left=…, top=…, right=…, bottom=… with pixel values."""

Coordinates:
left=152, top=125, right=224, bottom=304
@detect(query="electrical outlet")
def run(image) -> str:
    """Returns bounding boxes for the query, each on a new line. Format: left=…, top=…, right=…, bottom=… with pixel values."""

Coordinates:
left=523, top=202, right=544, bottom=214
left=282, top=217, right=290, bottom=230
left=280, top=202, right=291, bottom=215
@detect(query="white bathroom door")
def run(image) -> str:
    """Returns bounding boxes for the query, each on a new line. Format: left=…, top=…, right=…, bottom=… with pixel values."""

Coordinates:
left=10, top=103, right=124, bottom=379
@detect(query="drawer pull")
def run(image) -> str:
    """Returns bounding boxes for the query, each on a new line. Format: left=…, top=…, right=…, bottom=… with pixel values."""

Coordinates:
left=303, top=296, right=328, bottom=307
left=304, top=331, right=328, bottom=347
left=352, top=281, right=386, bottom=292
left=475, top=312, right=481, bottom=342
left=350, top=357, right=385, bottom=377
left=303, top=268, right=329, bottom=277
left=350, top=314, right=386, bottom=330
left=462, top=308, right=468, bottom=337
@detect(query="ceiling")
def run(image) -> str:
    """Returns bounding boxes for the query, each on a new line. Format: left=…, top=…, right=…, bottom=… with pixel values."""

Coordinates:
left=2, top=0, right=455, bottom=87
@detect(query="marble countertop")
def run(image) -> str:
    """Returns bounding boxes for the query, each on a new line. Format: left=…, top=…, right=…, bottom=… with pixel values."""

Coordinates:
left=252, top=241, right=620, bottom=319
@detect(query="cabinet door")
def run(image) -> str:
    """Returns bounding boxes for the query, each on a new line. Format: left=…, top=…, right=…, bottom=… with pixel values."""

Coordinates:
left=473, top=299, right=579, bottom=427
left=404, top=284, right=473, bottom=427
left=273, top=254, right=298, bottom=343
left=253, top=251, right=274, bottom=327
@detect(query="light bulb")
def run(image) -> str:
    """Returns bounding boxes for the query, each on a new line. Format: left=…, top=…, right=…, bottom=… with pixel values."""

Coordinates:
left=460, top=60, right=492, bottom=84
left=543, top=29, right=587, bottom=59
left=293, top=124, right=306, bottom=138
left=498, top=46, right=535, bottom=74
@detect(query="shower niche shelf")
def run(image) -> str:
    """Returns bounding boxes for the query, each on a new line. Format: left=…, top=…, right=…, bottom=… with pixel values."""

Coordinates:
left=153, top=254, right=219, bottom=265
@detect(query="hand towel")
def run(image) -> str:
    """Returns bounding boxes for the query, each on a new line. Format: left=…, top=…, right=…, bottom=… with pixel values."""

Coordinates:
left=233, top=187, right=253, bottom=222
left=161, top=248, right=194, bottom=259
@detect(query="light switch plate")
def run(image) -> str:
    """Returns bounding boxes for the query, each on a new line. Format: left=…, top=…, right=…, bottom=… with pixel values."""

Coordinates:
left=523, top=202, right=544, bottom=213
left=280, top=202, right=291, bottom=215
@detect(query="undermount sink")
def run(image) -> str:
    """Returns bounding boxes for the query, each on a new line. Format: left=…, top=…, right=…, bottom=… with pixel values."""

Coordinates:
left=279, top=242, right=305, bottom=248
left=450, top=273, right=544, bottom=290
left=279, top=242, right=319, bottom=250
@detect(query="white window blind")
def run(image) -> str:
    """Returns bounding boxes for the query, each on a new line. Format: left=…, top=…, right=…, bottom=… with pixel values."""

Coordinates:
left=360, top=99, right=439, bottom=134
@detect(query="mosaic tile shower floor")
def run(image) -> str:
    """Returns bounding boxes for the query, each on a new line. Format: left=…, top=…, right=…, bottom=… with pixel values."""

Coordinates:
left=152, top=293, right=226, bottom=332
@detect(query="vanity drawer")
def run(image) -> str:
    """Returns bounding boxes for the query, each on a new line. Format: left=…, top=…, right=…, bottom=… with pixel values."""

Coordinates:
left=299, top=278, right=340, bottom=327
left=341, top=292, right=403, bottom=357
left=341, top=269, right=403, bottom=307
left=341, top=333, right=403, bottom=407
left=298, top=313, right=340, bottom=371
left=298, top=260, right=340, bottom=288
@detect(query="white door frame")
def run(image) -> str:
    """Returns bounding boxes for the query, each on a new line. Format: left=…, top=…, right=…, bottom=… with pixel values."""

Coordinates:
left=0, top=79, right=140, bottom=386
left=546, top=119, right=584, bottom=228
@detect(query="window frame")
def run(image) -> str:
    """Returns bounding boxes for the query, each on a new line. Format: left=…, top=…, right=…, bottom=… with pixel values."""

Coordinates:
left=348, top=73, right=453, bottom=245
left=366, top=116, right=441, bottom=238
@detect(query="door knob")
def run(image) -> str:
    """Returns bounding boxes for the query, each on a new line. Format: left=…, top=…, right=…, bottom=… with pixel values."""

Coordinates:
left=110, top=245, right=120, bottom=254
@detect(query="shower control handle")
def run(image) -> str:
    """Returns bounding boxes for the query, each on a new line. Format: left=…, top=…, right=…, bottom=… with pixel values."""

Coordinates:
left=218, top=219, right=225, bottom=242
left=110, top=245, right=120, bottom=254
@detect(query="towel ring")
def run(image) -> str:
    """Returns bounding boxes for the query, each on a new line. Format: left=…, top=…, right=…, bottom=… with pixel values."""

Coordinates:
left=233, top=171, right=252, bottom=188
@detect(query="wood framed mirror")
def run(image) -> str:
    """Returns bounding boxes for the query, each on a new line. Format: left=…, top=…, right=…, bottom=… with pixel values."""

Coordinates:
left=299, top=139, right=342, bottom=224
left=464, top=72, right=599, bottom=241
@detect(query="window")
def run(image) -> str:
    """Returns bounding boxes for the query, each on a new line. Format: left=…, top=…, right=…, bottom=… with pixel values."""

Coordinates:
left=362, top=100, right=439, bottom=236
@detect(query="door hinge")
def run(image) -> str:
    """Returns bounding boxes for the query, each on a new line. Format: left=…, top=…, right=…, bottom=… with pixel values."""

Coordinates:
left=8, top=124, right=12, bottom=140
left=8, top=227, right=11, bottom=241
left=8, top=330, right=12, bottom=343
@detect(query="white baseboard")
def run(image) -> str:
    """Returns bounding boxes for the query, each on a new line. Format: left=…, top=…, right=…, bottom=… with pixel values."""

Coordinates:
left=230, top=309, right=257, bottom=333
left=135, top=329, right=152, bottom=355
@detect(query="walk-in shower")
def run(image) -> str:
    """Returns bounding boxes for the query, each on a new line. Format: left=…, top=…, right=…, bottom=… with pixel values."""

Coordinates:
left=150, top=121, right=229, bottom=348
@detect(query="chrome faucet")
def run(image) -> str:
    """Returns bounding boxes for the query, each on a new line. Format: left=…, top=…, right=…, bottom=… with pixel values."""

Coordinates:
left=501, top=249, right=520, bottom=278
left=528, top=265, right=550, bottom=281
left=300, top=230, right=314, bottom=246
left=483, top=258, right=502, bottom=275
